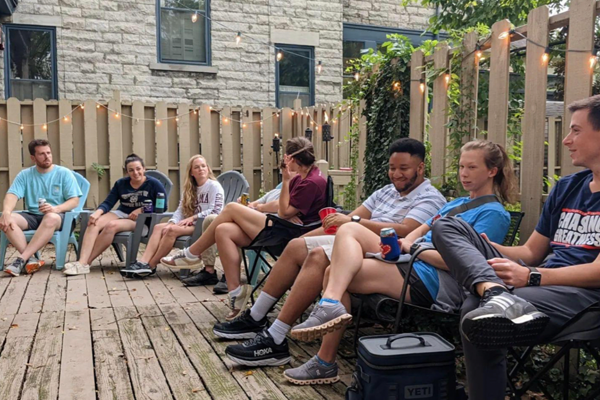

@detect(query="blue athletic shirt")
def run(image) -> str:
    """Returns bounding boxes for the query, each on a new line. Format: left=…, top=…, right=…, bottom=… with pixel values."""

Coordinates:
left=536, top=169, right=600, bottom=268
left=98, top=176, right=167, bottom=215
left=413, top=196, right=511, bottom=299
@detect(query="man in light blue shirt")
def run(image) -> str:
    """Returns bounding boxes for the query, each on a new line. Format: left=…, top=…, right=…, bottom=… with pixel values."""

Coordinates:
left=0, top=139, right=82, bottom=276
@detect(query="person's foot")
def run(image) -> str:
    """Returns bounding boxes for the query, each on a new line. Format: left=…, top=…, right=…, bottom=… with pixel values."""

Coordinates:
left=290, top=302, right=352, bottom=342
left=25, top=256, right=45, bottom=274
left=181, top=268, right=218, bottom=286
left=5, top=257, right=26, bottom=277
left=63, top=261, right=90, bottom=276
left=283, top=356, right=339, bottom=385
left=226, top=284, right=253, bottom=321
left=461, top=286, right=550, bottom=348
left=213, top=274, right=228, bottom=294
left=160, top=250, right=203, bottom=270
left=213, top=309, right=268, bottom=339
left=120, top=261, right=155, bottom=278
left=225, top=329, right=291, bottom=367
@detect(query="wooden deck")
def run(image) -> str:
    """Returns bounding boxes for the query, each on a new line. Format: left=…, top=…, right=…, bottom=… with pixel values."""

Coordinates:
left=0, top=246, right=355, bottom=400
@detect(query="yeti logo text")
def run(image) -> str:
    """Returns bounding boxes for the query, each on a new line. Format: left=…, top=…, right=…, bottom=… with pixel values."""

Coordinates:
left=405, top=384, right=433, bottom=399
left=254, top=348, right=273, bottom=357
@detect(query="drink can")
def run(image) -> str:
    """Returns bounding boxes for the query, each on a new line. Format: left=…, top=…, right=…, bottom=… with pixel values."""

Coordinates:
left=155, top=192, right=165, bottom=213
left=38, top=198, right=46, bottom=208
left=380, top=227, right=401, bottom=260
left=143, top=200, right=154, bottom=213
left=240, top=193, right=250, bottom=206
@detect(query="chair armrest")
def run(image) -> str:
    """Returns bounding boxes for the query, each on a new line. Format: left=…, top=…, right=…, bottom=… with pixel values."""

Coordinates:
left=190, top=217, right=205, bottom=243
left=148, top=212, right=174, bottom=233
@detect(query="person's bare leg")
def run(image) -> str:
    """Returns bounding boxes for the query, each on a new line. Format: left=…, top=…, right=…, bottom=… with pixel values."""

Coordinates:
left=3, top=214, right=29, bottom=254
left=138, top=223, right=168, bottom=264
left=87, top=219, right=136, bottom=265
left=277, top=247, right=330, bottom=325
left=20, top=213, right=62, bottom=261
left=78, top=213, right=119, bottom=265
left=260, top=237, right=310, bottom=299
left=188, top=203, right=265, bottom=256
left=320, top=223, right=380, bottom=301
left=147, top=225, right=194, bottom=268
left=215, top=222, right=253, bottom=290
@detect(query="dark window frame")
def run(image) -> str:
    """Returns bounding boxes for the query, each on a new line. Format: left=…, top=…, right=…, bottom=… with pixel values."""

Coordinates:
left=275, top=44, right=315, bottom=108
left=156, top=0, right=211, bottom=66
left=4, top=24, right=58, bottom=100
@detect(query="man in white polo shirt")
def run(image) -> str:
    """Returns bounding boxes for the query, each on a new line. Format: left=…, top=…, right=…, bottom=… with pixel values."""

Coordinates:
left=214, top=138, right=447, bottom=366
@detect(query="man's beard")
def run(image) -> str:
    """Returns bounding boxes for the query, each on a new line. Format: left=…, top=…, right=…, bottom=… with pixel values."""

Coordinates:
left=395, top=172, right=418, bottom=193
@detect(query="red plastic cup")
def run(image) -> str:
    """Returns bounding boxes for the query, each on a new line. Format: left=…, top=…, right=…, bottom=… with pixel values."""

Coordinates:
left=319, top=207, right=338, bottom=234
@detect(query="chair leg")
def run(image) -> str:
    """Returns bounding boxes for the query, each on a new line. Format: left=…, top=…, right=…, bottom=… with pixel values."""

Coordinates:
left=113, top=243, right=125, bottom=262
left=0, top=233, right=8, bottom=270
left=54, top=238, right=68, bottom=271
left=352, top=297, right=364, bottom=351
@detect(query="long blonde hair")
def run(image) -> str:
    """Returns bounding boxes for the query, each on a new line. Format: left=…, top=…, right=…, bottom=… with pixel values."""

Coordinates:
left=182, top=155, right=216, bottom=217
left=461, top=140, right=517, bottom=204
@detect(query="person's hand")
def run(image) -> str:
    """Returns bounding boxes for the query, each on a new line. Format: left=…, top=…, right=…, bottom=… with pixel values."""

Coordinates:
left=287, top=216, right=303, bottom=225
left=250, top=203, right=264, bottom=212
left=88, top=210, right=103, bottom=226
left=0, top=212, right=15, bottom=233
left=281, top=155, right=293, bottom=182
left=397, top=238, right=413, bottom=254
left=480, top=233, right=500, bottom=249
left=488, top=258, right=529, bottom=287
left=177, top=216, right=196, bottom=227
left=39, top=203, right=58, bottom=214
left=128, top=208, right=142, bottom=221
left=236, top=196, right=242, bottom=203
left=323, top=213, right=351, bottom=230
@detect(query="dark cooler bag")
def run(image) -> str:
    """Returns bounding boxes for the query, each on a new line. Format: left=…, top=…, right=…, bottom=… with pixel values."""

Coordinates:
left=346, top=333, right=456, bottom=400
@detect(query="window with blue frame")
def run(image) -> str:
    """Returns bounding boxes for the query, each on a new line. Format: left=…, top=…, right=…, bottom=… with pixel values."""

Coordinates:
left=157, top=0, right=210, bottom=65
left=4, top=25, right=58, bottom=101
left=343, top=23, right=439, bottom=97
left=276, top=45, right=315, bottom=108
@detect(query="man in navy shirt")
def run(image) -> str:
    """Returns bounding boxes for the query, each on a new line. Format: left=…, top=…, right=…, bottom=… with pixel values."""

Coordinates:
left=429, top=95, right=600, bottom=400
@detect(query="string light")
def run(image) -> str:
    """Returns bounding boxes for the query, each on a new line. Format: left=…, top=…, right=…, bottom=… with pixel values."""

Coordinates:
left=419, top=79, right=426, bottom=93
left=235, top=32, right=241, bottom=44
left=42, top=124, right=47, bottom=130
left=114, top=112, right=120, bottom=119
left=276, top=51, right=283, bottom=61
left=242, top=123, right=247, bottom=128
left=63, top=116, right=69, bottom=122
left=194, top=109, right=198, bottom=114
left=316, top=61, right=322, bottom=74
left=96, top=104, right=100, bottom=109
left=175, top=117, right=179, bottom=122
left=223, top=117, right=228, bottom=123
left=542, top=47, right=550, bottom=64
left=191, top=12, right=198, bottom=23
left=444, top=74, right=450, bottom=84
left=20, top=124, right=24, bottom=130
left=354, top=72, right=360, bottom=81
left=155, top=119, right=161, bottom=126
left=498, top=31, right=509, bottom=40
left=80, top=104, right=85, bottom=110
left=393, top=81, right=401, bottom=90
left=590, top=52, right=598, bottom=69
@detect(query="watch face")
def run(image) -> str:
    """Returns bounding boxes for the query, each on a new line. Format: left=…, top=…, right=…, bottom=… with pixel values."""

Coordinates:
left=529, top=272, right=542, bottom=286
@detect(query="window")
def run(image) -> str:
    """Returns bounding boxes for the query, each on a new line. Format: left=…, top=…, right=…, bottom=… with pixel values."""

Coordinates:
left=4, top=25, right=58, bottom=100
left=157, top=0, right=210, bottom=65
left=276, top=45, right=314, bottom=108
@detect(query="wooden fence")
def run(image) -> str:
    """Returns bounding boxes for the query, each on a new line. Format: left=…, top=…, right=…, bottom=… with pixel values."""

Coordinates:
left=0, top=92, right=366, bottom=211
left=409, top=0, right=598, bottom=242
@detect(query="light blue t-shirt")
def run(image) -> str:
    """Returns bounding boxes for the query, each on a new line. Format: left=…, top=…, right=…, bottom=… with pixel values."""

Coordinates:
left=412, top=196, right=511, bottom=300
left=7, top=165, right=82, bottom=215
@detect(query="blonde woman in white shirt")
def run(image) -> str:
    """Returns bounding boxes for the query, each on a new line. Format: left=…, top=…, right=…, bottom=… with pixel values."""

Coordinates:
left=121, top=155, right=224, bottom=278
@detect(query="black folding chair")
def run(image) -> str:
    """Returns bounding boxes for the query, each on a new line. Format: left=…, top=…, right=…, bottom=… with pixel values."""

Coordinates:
left=242, top=175, right=337, bottom=302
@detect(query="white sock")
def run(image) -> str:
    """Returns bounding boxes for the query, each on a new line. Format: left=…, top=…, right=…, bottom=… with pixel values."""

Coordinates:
left=267, top=319, right=290, bottom=345
left=250, top=292, right=278, bottom=321
left=184, top=247, right=199, bottom=260
left=230, top=285, right=242, bottom=298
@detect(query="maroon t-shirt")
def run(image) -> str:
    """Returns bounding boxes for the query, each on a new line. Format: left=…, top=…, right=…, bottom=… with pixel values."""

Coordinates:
left=288, top=166, right=327, bottom=224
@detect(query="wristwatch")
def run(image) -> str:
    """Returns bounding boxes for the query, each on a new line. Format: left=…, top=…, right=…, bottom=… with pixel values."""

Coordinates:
left=351, top=215, right=361, bottom=223
left=410, top=242, right=420, bottom=255
left=527, top=266, right=542, bottom=287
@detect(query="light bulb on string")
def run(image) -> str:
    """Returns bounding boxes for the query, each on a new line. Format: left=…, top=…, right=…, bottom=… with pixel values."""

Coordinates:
left=96, top=104, right=100, bottom=109
left=316, top=61, right=323, bottom=74
left=176, top=117, right=179, bottom=122
left=223, top=117, right=228, bottom=123
left=155, top=119, right=161, bottom=126
left=590, top=51, right=598, bottom=69
left=235, top=32, right=241, bottom=44
left=114, top=112, right=119, bottom=119
left=542, top=47, right=550, bottom=64
left=444, top=74, right=450, bottom=84
left=419, top=80, right=426, bottom=93
left=242, top=123, right=247, bottom=128
left=354, top=72, right=360, bottom=81
left=393, top=81, right=401, bottom=91
left=276, top=51, right=283, bottom=61
left=191, top=12, right=198, bottom=23
left=63, top=116, right=69, bottom=122
left=20, top=124, right=24, bottom=130
left=80, top=104, right=85, bottom=110
left=42, top=124, right=47, bottom=130
left=498, top=31, right=509, bottom=40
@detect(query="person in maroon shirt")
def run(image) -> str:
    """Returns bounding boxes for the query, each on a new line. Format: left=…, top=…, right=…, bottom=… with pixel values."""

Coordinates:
left=161, top=137, right=327, bottom=319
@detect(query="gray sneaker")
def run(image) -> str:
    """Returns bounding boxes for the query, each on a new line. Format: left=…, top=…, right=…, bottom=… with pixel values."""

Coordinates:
left=5, top=257, right=26, bottom=277
left=290, top=302, right=352, bottom=342
left=284, top=356, right=339, bottom=385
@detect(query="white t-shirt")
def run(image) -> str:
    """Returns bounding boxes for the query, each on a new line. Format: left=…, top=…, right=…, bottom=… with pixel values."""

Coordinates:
left=169, top=179, right=224, bottom=224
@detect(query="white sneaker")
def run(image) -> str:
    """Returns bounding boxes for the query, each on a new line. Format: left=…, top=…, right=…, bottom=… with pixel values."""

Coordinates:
left=160, top=249, right=203, bottom=270
left=226, top=284, right=253, bottom=321
left=63, top=261, right=90, bottom=276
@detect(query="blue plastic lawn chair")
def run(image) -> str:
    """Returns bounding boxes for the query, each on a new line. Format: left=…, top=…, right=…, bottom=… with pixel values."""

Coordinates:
left=0, top=172, right=90, bottom=271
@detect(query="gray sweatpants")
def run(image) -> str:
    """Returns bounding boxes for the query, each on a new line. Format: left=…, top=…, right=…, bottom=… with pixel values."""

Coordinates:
left=431, top=217, right=600, bottom=400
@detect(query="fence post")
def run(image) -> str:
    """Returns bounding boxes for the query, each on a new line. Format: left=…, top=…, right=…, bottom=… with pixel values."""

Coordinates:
left=242, top=106, right=256, bottom=198
left=177, top=103, right=191, bottom=192
left=33, top=98, right=47, bottom=141
left=108, top=91, right=123, bottom=185
left=409, top=50, right=425, bottom=141
left=430, top=43, right=450, bottom=186
left=221, top=106, right=233, bottom=172
left=293, top=99, right=302, bottom=138
left=131, top=101, right=145, bottom=160
left=562, top=0, right=597, bottom=176
left=547, top=117, right=557, bottom=187
left=460, top=31, right=479, bottom=141
left=487, top=19, right=511, bottom=147
left=520, top=5, right=550, bottom=243
left=84, top=99, right=99, bottom=208
left=155, top=101, right=168, bottom=175
left=357, top=100, right=367, bottom=203
left=59, top=99, right=74, bottom=170
left=262, top=107, right=276, bottom=191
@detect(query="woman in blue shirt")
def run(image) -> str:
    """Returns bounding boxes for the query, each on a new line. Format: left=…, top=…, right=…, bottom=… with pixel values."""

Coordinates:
left=63, top=154, right=166, bottom=276
left=282, top=140, right=518, bottom=385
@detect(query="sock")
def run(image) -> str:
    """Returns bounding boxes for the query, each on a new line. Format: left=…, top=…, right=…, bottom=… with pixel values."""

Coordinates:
left=486, top=285, right=510, bottom=296
left=250, top=292, right=278, bottom=321
left=184, top=247, right=199, bottom=260
left=319, top=298, right=340, bottom=307
left=267, top=319, right=290, bottom=345
left=230, top=285, right=242, bottom=298
left=316, top=355, right=335, bottom=367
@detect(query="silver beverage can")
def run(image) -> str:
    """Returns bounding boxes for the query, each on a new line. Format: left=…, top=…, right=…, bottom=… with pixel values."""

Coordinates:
left=38, top=198, right=47, bottom=208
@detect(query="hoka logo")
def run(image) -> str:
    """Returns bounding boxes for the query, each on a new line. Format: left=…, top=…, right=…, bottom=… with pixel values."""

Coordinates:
left=254, top=348, right=273, bottom=357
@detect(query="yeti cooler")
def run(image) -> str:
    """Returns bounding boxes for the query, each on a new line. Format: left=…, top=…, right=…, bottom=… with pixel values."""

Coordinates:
left=346, top=333, right=456, bottom=400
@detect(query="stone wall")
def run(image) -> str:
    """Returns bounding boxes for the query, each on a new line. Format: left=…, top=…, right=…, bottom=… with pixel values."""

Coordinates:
left=1, top=0, right=432, bottom=106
